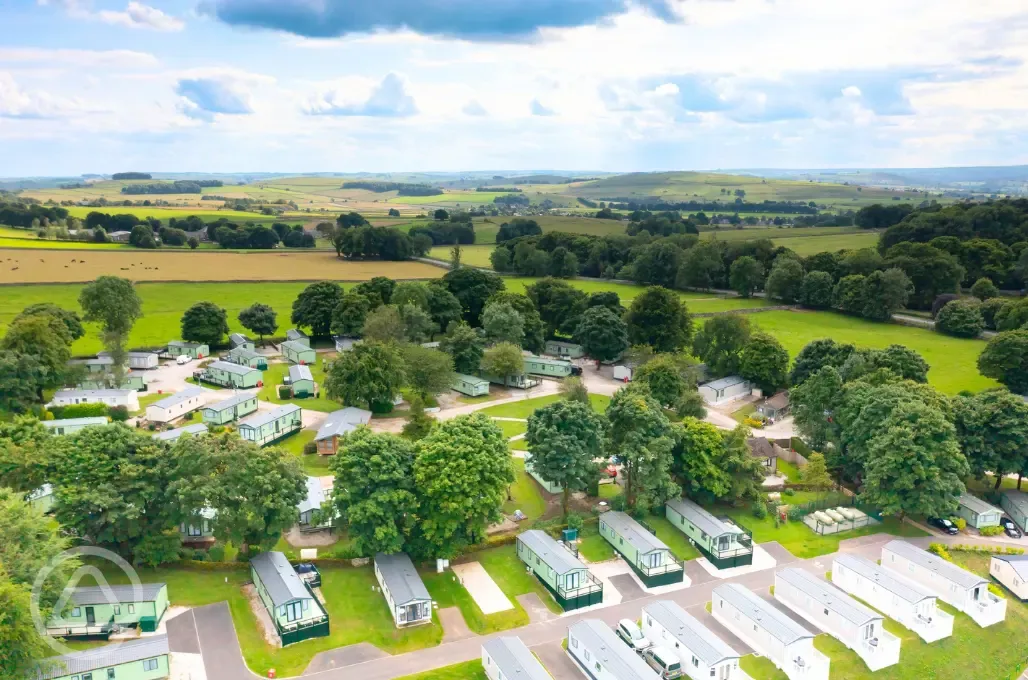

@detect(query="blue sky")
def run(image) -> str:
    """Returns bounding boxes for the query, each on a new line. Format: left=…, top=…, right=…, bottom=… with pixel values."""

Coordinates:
left=2, top=0, right=1027, bottom=176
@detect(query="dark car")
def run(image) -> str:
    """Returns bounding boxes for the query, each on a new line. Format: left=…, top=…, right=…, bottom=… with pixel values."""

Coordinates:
left=928, top=517, right=959, bottom=535
left=999, top=516, right=1023, bottom=539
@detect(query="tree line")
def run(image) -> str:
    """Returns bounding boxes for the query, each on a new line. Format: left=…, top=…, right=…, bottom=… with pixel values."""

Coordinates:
left=341, top=181, right=439, bottom=196
left=121, top=180, right=223, bottom=194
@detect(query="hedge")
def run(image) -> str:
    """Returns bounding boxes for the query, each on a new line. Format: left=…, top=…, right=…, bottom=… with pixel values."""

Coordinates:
left=50, top=403, right=108, bottom=419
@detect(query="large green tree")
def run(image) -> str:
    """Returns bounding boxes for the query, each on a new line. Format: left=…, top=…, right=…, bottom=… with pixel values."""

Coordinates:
left=739, top=332, right=790, bottom=395
left=953, top=390, right=1028, bottom=486
left=790, top=366, right=843, bottom=451
left=1, top=315, right=72, bottom=400
left=325, top=341, right=406, bottom=411
left=574, top=306, right=629, bottom=362
left=413, top=413, right=514, bottom=558
left=362, top=305, right=406, bottom=343
left=400, top=304, right=436, bottom=343
left=440, top=322, right=485, bottom=375
left=605, top=384, right=679, bottom=510
left=401, top=345, right=455, bottom=399
left=482, top=302, right=525, bottom=346
left=426, top=282, right=464, bottom=334
left=14, top=303, right=84, bottom=341
left=481, top=342, right=525, bottom=386
left=391, top=281, right=430, bottom=310
left=291, top=281, right=344, bottom=337
left=936, top=298, right=985, bottom=338
left=799, top=271, right=835, bottom=309
left=670, top=418, right=730, bottom=503
left=718, top=427, right=767, bottom=502
left=861, top=268, right=913, bottom=321
left=331, top=292, right=374, bottom=337
left=238, top=303, right=278, bottom=346
left=526, top=401, right=606, bottom=515
left=789, top=339, right=856, bottom=386
left=765, top=258, right=805, bottom=303
left=79, top=276, right=142, bottom=387
left=692, top=314, right=751, bottom=377
left=0, top=352, right=48, bottom=413
left=525, top=278, right=588, bottom=337
left=0, top=565, right=52, bottom=679
left=442, top=268, right=505, bottom=326
left=633, top=354, right=695, bottom=411
left=180, top=301, right=230, bottom=347
left=729, top=256, right=764, bottom=298
left=978, top=331, right=1028, bottom=393
left=330, top=428, right=416, bottom=556
left=624, top=287, right=693, bottom=353
left=0, top=418, right=52, bottom=491
left=487, top=292, right=545, bottom=353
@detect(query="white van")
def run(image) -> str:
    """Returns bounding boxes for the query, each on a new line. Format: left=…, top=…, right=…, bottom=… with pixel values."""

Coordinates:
left=644, top=646, right=683, bottom=679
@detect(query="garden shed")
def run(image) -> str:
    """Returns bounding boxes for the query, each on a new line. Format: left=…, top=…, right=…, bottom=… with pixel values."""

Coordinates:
left=482, top=636, right=552, bottom=680
left=314, top=407, right=371, bottom=455
left=35, top=635, right=169, bottom=680
left=288, top=364, right=316, bottom=397
left=281, top=339, right=317, bottom=365
left=452, top=373, right=490, bottom=397
left=956, top=493, right=1002, bottom=529
left=665, top=497, right=753, bottom=569
left=47, top=583, right=169, bottom=637
left=598, top=511, right=684, bottom=587
left=374, top=552, right=433, bottom=628
left=197, top=360, right=262, bottom=389
left=250, top=551, right=329, bottom=645
left=238, top=403, right=302, bottom=446
left=201, top=393, right=259, bottom=425
left=642, top=600, right=744, bottom=680
left=42, top=417, right=108, bottom=436
left=516, top=529, right=602, bottom=611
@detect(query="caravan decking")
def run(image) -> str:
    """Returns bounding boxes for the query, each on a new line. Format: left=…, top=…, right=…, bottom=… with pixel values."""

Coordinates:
left=598, top=511, right=684, bottom=587
left=712, top=583, right=829, bottom=680
left=775, top=568, right=900, bottom=672
left=881, top=540, right=1006, bottom=627
left=831, top=553, right=953, bottom=642
left=516, top=530, right=602, bottom=611
left=665, top=498, right=753, bottom=569
left=642, top=600, right=750, bottom=680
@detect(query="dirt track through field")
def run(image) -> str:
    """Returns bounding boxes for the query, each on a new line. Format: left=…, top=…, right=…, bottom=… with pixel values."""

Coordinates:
left=0, top=249, right=442, bottom=283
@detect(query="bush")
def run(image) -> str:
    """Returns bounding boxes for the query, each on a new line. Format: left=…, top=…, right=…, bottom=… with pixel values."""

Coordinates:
left=951, top=516, right=967, bottom=531
left=743, top=416, right=765, bottom=429
left=207, top=543, right=226, bottom=562
left=566, top=512, right=584, bottom=531
left=609, top=494, right=627, bottom=511
left=370, top=400, right=395, bottom=414
left=931, top=293, right=961, bottom=318
left=980, top=297, right=1008, bottom=330
left=586, top=477, right=600, bottom=497
left=51, top=403, right=108, bottom=419
left=751, top=500, right=768, bottom=519
left=936, top=299, right=985, bottom=338
left=927, top=542, right=952, bottom=561
left=783, top=488, right=796, bottom=497
left=191, top=549, right=208, bottom=562
left=109, top=405, right=129, bottom=422
left=277, top=385, right=292, bottom=399
left=971, top=277, right=999, bottom=300
left=980, top=525, right=1005, bottom=536
left=303, top=441, right=318, bottom=455
left=787, top=506, right=804, bottom=521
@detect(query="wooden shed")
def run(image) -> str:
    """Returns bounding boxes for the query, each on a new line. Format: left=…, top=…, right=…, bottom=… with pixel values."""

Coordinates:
left=314, top=407, right=371, bottom=455
left=516, top=529, right=602, bottom=611
left=598, top=511, right=684, bottom=587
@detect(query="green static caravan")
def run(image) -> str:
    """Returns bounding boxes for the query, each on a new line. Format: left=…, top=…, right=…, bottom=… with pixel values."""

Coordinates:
left=483, top=373, right=541, bottom=390
left=152, top=423, right=208, bottom=443
left=202, top=392, right=259, bottom=425
left=27, top=483, right=55, bottom=514
left=229, top=333, right=255, bottom=351
left=180, top=507, right=217, bottom=545
left=78, top=371, right=147, bottom=392
left=238, top=403, right=302, bottom=447
left=956, top=493, right=1003, bottom=529
left=523, top=452, right=564, bottom=494
left=516, top=529, right=602, bottom=611
left=287, top=364, right=317, bottom=398
left=523, top=355, right=575, bottom=378
left=286, top=328, right=310, bottom=347
left=598, top=511, right=685, bottom=587
left=544, top=340, right=585, bottom=359
left=451, top=373, right=490, bottom=397
left=281, top=340, right=317, bottom=365
left=42, top=417, right=109, bottom=436
left=36, top=634, right=169, bottom=680
left=666, top=497, right=754, bottom=570
left=70, top=356, right=114, bottom=374
left=47, top=583, right=169, bottom=638
left=1001, top=490, right=1028, bottom=532
left=250, top=551, right=329, bottom=646
left=227, top=346, right=268, bottom=370
left=167, top=341, right=209, bottom=360
left=196, top=360, right=262, bottom=389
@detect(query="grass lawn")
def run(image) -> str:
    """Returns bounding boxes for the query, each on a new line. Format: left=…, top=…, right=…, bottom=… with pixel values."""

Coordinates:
left=257, top=362, right=341, bottom=413
left=457, top=393, right=497, bottom=405
left=645, top=515, right=701, bottom=561
left=776, top=459, right=802, bottom=483
left=598, top=482, right=623, bottom=499
left=495, top=419, right=528, bottom=439
left=479, top=393, right=610, bottom=419
left=504, top=458, right=548, bottom=522
left=395, top=660, right=487, bottom=680
left=740, top=654, right=787, bottom=679
left=477, top=545, right=563, bottom=615
left=277, top=429, right=333, bottom=475
left=732, top=403, right=757, bottom=424
left=134, top=391, right=168, bottom=414
left=422, top=570, right=529, bottom=635
left=578, top=523, right=616, bottom=562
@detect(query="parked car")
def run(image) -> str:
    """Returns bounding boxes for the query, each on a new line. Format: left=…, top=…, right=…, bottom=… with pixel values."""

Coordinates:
left=615, top=619, right=650, bottom=652
left=605, top=464, right=618, bottom=479
left=176, top=355, right=191, bottom=365
left=928, top=517, right=959, bottom=535
left=643, top=646, right=683, bottom=679
left=999, top=516, right=1023, bottom=539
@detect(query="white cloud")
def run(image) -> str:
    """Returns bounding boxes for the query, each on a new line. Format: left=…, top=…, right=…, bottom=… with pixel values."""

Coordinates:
left=530, top=98, right=555, bottom=116
left=98, top=3, right=185, bottom=32
left=0, top=48, right=159, bottom=68
left=462, top=100, right=488, bottom=116
left=842, top=85, right=862, bottom=97
left=654, top=82, right=679, bottom=96
left=0, top=72, right=95, bottom=119
left=304, top=73, right=418, bottom=117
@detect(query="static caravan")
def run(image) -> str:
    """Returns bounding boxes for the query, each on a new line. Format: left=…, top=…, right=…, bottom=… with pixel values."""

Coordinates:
left=286, top=328, right=310, bottom=346
left=168, top=340, right=208, bottom=359
left=230, top=333, right=255, bottom=351
left=524, top=451, right=564, bottom=494
left=180, top=507, right=216, bottom=544
left=50, top=388, right=139, bottom=412
left=831, top=553, right=953, bottom=642
left=146, top=386, right=208, bottom=424
left=126, top=351, right=160, bottom=370
left=47, top=583, right=169, bottom=637
left=227, top=346, right=268, bottom=370
left=642, top=600, right=748, bottom=680
left=485, top=373, right=541, bottom=389
left=334, top=336, right=361, bottom=353
left=524, top=355, right=576, bottom=378
left=78, top=371, right=147, bottom=392
left=298, top=476, right=335, bottom=528
left=27, top=484, right=55, bottom=514
left=698, top=377, right=751, bottom=406
left=42, top=417, right=108, bottom=436
left=613, top=365, right=633, bottom=382
left=1001, top=490, right=1028, bottom=532
left=711, top=584, right=829, bottom=680
left=956, top=493, right=1002, bottom=529
left=990, top=554, right=1028, bottom=600
left=238, top=404, right=302, bottom=447
left=567, top=619, right=659, bottom=680
left=452, top=373, right=490, bottom=397
left=250, top=551, right=329, bottom=646
left=314, top=407, right=372, bottom=455
left=775, top=568, right=900, bottom=672
left=374, top=552, right=433, bottom=628
left=598, top=511, right=684, bottom=587
left=71, top=356, right=114, bottom=374
left=281, top=340, right=317, bottom=365
left=665, top=498, right=753, bottom=569
left=35, top=635, right=169, bottom=680
left=545, top=340, right=585, bottom=359
left=153, top=423, right=208, bottom=442
left=197, top=360, right=262, bottom=389
left=516, top=530, right=602, bottom=611
left=881, top=540, right=1006, bottom=627
left=201, top=393, right=259, bottom=425
left=482, top=636, right=552, bottom=680
left=287, top=364, right=317, bottom=397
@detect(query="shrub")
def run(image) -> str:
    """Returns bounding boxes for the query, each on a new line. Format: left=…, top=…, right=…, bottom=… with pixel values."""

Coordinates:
left=277, top=385, right=292, bottom=399
left=207, top=543, right=226, bottom=562
left=566, top=512, right=584, bottom=531
left=586, top=477, right=600, bottom=497
left=951, top=516, right=967, bottom=531
left=370, top=400, right=395, bottom=414
left=783, top=488, right=796, bottom=497
left=980, top=297, right=1007, bottom=330
left=787, top=506, right=804, bottom=521
left=751, top=500, right=768, bottom=519
left=936, top=298, right=985, bottom=338
left=147, top=422, right=157, bottom=431
left=931, top=293, right=961, bottom=318
left=109, top=405, right=129, bottom=422
left=191, top=549, right=208, bottom=562
left=303, top=441, right=318, bottom=455
left=927, top=542, right=952, bottom=561
left=51, top=403, right=108, bottom=419
left=980, top=525, right=1005, bottom=536
left=743, top=416, right=765, bottom=429
left=609, top=494, right=627, bottom=511
left=970, top=277, right=999, bottom=300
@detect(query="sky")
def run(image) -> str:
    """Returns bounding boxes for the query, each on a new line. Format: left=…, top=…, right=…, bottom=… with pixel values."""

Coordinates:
left=2, top=0, right=1028, bottom=176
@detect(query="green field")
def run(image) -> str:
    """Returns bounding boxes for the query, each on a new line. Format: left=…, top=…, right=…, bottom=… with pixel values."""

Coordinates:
left=770, top=232, right=879, bottom=255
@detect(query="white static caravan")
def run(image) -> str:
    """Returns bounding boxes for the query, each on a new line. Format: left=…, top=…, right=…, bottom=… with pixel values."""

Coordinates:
left=374, top=552, right=433, bottom=628
left=831, top=554, right=953, bottom=643
left=566, top=619, right=659, bottom=680
left=49, top=388, right=139, bottom=411
left=990, top=554, right=1028, bottom=601
left=100, top=350, right=160, bottom=370
left=698, top=377, right=752, bottom=406
left=482, top=637, right=552, bottom=680
left=774, top=568, right=900, bottom=672
left=711, top=584, right=829, bottom=680
left=145, top=386, right=209, bottom=424
left=642, top=600, right=750, bottom=680
left=881, top=540, right=1006, bottom=627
